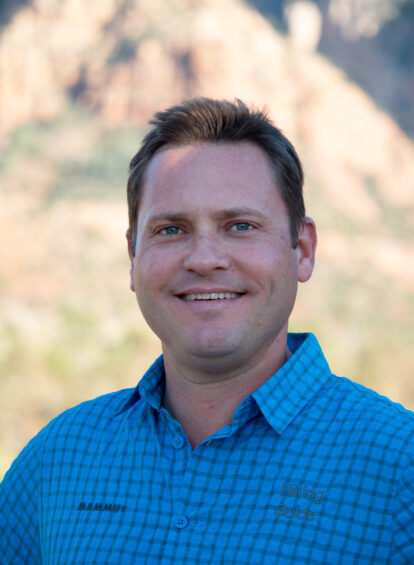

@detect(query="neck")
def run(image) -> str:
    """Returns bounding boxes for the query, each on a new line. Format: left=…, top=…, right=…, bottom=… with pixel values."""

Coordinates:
left=162, top=339, right=291, bottom=449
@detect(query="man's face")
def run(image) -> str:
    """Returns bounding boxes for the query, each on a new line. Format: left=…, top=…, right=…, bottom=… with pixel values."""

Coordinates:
left=129, top=142, right=316, bottom=372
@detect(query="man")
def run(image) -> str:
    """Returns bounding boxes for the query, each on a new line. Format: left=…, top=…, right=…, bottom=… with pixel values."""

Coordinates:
left=1, top=98, right=413, bottom=564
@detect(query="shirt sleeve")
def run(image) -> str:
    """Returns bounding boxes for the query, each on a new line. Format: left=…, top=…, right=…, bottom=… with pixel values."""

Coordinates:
left=0, top=434, right=44, bottom=564
left=391, top=455, right=414, bottom=564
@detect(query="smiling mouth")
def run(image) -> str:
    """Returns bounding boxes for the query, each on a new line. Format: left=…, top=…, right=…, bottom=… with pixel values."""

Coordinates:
left=179, top=292, right=243, bottom=301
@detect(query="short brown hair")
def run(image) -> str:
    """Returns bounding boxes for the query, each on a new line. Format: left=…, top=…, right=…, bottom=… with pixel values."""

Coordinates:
left=127, top=98, right=305, bottom=253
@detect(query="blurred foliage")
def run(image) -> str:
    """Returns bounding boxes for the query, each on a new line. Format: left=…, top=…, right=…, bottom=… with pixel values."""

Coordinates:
left=1, top=112, right=413, bottom=480
left=0, top=0, right=413, bottom=481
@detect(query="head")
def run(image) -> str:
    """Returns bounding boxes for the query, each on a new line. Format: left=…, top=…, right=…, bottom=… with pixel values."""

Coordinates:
left=126, top=99, right=317, bottom=376
left=127, top=97, right=305, bottom=254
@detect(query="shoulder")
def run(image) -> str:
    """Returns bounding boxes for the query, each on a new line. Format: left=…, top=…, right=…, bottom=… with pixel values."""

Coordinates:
left=6, top=387, right=138, bottom=473
left=49, top=386, right=136, bottom=425
left=327, top=374, right=414, bottom=420
left=39, top=387, right=137, bottom=445
left=319, top=375, right=414, bottom=455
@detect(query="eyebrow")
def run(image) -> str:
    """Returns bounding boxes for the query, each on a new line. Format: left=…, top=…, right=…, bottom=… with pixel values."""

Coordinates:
left=146, top=208, right=267, bottom=225
left=218, top=208, right=267, bottom=219
left=147, top=213, right=187, bottom=224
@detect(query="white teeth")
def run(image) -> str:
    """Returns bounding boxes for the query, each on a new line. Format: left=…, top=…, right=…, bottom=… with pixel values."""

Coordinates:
left=182, top=292, right=240, bottom=301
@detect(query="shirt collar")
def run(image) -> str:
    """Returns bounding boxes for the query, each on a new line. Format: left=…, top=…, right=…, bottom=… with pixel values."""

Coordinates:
left=117, top=355, right=165, bottom=415
left=251, top=333, right=331, bottom=434
left=118, top=333, right=331, bottom=435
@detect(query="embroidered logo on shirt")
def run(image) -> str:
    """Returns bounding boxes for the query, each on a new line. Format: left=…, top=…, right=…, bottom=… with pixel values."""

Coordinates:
left=275, top=482, right=324, bottom=521
left=77, top=502, right=127, bottom=513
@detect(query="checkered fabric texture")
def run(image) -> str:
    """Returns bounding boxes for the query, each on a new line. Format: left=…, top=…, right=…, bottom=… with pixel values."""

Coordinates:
left=1, top=333, right=413, bottom=564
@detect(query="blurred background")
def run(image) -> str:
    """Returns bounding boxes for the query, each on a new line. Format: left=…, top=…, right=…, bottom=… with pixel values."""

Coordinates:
left=0, top=0, right=413, bottom=479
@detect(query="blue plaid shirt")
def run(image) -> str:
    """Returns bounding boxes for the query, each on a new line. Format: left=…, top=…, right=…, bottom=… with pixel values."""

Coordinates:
left=1, top=333, right=413, bottom=564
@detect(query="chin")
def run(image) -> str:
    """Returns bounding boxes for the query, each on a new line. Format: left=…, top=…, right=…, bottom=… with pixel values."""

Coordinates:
left=185, top=337, right=239, bottom=359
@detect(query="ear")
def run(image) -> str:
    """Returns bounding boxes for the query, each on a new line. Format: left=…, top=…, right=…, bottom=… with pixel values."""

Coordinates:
left=296, top=217, right=317, bottom=283
left=126, top=228, right=136, bottom=292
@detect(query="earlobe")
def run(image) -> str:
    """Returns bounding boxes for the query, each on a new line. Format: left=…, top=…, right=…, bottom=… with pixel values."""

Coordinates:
left=296, top=217, right=317, bottom=283
left=126, top=229, right=136, bottom=292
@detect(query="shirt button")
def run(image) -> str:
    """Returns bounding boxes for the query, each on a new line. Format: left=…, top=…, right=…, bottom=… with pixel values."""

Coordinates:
left=172, top=435, right=184, bottom=449
left=173, top=514, right=188, bottom=529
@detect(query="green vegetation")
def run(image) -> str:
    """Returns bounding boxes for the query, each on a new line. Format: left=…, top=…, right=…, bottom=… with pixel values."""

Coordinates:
left=1, top=106, right=413, bottom=483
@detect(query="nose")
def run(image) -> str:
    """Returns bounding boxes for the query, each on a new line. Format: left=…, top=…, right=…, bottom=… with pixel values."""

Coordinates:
left=183, top=234, right=231, bottom=275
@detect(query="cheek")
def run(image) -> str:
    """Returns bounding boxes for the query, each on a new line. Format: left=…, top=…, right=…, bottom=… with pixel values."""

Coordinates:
left=260, top=256, right=298, bottom=299
left=134, top=251, right=175, bottom=291
left=238, top=246, right=290, bottom=282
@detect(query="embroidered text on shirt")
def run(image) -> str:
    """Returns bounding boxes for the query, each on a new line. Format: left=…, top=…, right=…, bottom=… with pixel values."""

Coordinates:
left=275, top=482, right=324, bottom=521
left=281, top=482, right=324, bottom=504
left=77, top=502, right=127, bottom=513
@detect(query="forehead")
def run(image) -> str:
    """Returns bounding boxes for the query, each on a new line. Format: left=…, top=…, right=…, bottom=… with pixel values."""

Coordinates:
left=140, top=141, right=279, bottom=208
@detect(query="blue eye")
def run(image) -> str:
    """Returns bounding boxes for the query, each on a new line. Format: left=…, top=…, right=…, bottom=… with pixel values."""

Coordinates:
left=160, top=226, right=182, bottom=235
left=230, top=222, right=253, bottom=232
